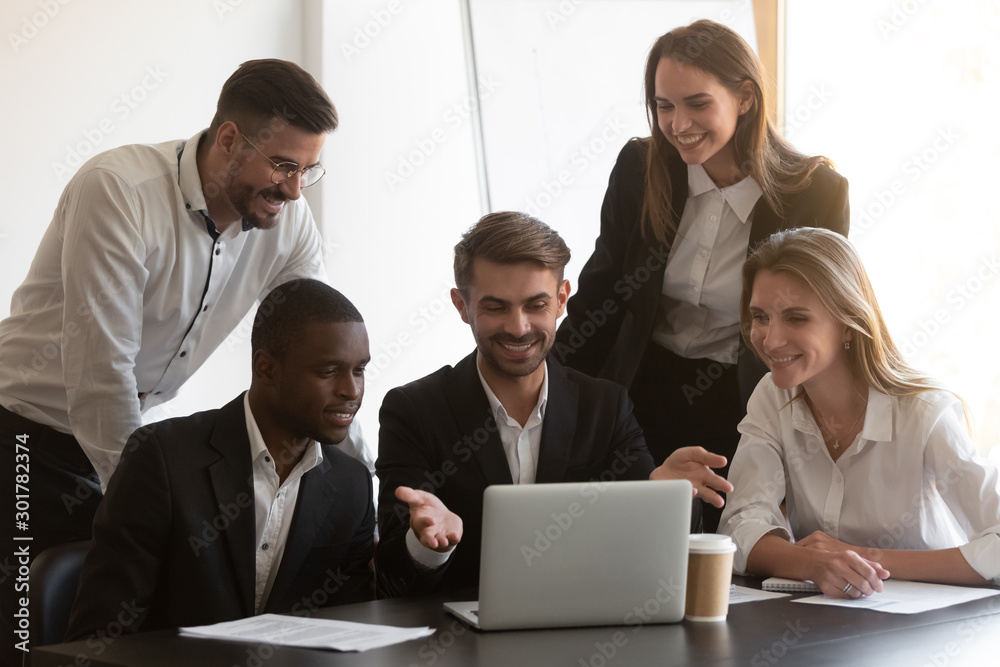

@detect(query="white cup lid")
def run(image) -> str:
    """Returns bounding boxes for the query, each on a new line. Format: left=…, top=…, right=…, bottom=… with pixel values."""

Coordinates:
left=689, top=533, right=736, bottom=554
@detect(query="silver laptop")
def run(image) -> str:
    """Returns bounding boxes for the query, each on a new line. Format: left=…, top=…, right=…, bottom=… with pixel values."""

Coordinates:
left=444, top=479, right=692, bottom=630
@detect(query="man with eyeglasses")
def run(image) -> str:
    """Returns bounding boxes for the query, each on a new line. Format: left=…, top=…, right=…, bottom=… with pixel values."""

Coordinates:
left=0, top=59, right=360, bottom=658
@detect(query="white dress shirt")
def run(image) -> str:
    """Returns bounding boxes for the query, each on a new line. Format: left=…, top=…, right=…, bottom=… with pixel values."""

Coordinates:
left=244, top=393, right=323, bottom=613
left=720, top=375, right=1000, bottom=584
left=405, top=358, right=549, bottom=569
left=0, top=131, right=325, bottom=485
left=651, top=164, right=762, bottom=364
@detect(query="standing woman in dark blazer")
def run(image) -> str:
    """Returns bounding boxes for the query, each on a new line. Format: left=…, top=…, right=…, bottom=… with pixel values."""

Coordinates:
left=554, top=19, right=850, bottom=530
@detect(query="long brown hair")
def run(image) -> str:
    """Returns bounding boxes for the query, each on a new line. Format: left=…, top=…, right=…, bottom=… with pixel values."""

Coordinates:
left=641, top=20, right=833, bottom=246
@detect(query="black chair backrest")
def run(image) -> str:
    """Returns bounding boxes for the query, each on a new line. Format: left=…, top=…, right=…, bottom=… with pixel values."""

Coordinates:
left=28, top=540, right=91, bottom=651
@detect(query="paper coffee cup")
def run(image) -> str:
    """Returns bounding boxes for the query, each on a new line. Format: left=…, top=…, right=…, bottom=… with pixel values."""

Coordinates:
left=685, top=534, right=736, bottom=622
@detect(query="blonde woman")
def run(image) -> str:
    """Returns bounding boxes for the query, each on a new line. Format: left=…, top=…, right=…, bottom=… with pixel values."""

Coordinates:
left=720, top=227, right=1000, bottom=598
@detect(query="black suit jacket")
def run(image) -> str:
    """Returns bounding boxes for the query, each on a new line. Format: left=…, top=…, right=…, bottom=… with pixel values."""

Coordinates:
left=374, top=352, right=654, bottom=597
left=66, top=393, right=375, bottom=640
left=555, top=138, right=850, bottom=404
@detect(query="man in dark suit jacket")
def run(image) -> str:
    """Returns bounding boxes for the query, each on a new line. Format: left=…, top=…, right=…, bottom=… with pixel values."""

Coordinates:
left=375, top=212, right=732, bottom=597
left=67, top=279, right=375, bottom=639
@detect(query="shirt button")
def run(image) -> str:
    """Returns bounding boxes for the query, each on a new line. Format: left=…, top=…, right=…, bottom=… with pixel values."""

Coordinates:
left=202, top=305, right=208, bottom=312
left=179, top=351, right=187, bottom=358
left=264, top=456, right=271, bottom=463
left=215, top=247, right=221, bottom=256
left=261, top=543, right=269, bottom=551
left=709, top=215, right=718, bottom=222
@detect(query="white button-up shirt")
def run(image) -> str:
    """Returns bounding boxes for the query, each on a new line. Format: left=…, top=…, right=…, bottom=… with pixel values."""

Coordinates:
left=245, top=393, right=323, bottom=613
left=721, top=375, right=1000, bottom=584
left=651, top=164, right=762, bottom=364
left=477, top=358, right=548, bottom=485
left=0, top=131, right=325, bottom=485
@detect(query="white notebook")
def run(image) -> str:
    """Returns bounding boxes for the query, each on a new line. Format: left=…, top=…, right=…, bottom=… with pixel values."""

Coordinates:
left=762, top=577, right=821, bottom=593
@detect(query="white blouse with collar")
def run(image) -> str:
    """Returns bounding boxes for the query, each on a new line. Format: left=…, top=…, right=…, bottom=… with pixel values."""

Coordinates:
left=720, top=374, right=1000, bottom=584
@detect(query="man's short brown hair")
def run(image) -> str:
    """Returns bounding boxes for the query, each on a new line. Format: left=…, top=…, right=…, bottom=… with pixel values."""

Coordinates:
left=208, top=59, right=337, bottom=139
left=454, top=211, right=571, bottom=295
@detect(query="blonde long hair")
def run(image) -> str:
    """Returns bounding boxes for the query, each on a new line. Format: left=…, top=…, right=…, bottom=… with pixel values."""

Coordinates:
left=739, top=228, right=970, bottom=424
left=641, top=20, right=832, bottom=247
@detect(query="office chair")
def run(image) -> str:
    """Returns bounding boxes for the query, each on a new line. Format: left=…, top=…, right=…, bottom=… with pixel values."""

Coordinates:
left=26, top=540, right=91, bottom=661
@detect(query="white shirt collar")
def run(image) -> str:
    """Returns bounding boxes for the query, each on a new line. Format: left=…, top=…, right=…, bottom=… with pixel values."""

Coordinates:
left=178, top=130, right=244, bottom=240
left=790, top=385, right=895, bottom=451
left=243, top=392, right=323, bottom=474
left=476, top=356, right=549, bottom=426
left=686, top=163, right=763, bottom=224
left=178, top=130, right=209, bottom=214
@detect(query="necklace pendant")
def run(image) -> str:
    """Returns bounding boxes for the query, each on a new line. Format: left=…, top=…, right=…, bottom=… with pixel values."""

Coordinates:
left=832, top=441, right=840, bottom=450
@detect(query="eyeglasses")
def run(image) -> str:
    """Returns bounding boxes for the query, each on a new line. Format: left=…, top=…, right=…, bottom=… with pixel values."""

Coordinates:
left=239, top=132, right=326, bottom=188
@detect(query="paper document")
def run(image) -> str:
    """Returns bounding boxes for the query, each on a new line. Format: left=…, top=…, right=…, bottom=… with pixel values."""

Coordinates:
left=180, top=614, right=435, bottom=652
left=729, top=585, right=791, bottom=604
left=793, top=580, right=1000, bottom=614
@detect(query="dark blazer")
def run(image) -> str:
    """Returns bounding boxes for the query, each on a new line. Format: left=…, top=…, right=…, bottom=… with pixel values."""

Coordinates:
left=374, top=352, right=654, bottom=598
left=66, top=393, right=375, bottom=640
left=555, top=138, right=850, bottom=404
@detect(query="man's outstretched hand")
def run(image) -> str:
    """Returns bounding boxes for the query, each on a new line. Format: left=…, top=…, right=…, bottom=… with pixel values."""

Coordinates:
left=395, top=486, right=463, bottom=552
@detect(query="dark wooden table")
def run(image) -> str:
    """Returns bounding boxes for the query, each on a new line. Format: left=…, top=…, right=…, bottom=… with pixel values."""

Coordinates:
left=30, top=578, right=1000, bottom=667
